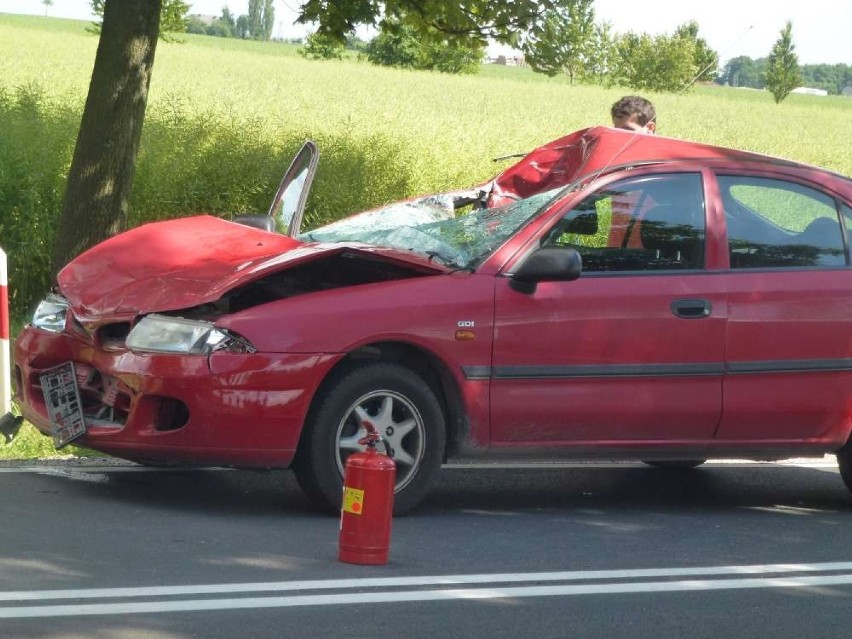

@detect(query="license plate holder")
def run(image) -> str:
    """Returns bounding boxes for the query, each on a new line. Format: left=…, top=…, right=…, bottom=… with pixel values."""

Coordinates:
left=40, top=362, right=87, bottom=448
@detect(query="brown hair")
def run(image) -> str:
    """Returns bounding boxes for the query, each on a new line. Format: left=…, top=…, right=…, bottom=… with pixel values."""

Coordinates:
left=611, top=95, right=656, bottom=126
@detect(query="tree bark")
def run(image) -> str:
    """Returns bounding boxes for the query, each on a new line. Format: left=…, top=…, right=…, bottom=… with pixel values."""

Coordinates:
left=52, top=0, right=161, bottom=274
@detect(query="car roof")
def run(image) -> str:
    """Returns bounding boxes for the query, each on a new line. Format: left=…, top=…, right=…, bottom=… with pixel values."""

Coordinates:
left=491, top=126, right=851, bottom=202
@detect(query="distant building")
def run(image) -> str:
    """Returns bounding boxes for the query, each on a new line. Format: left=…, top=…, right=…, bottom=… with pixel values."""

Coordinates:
left=489, top=54, right=526, bottom=67
left=791, top=87, right=829, bottom=97
left=189, top=14, right=217, bottom=27
left=842, top=86, right=852, bottom=97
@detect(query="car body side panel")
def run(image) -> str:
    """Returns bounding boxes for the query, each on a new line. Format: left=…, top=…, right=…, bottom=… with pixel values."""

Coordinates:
left=491, top=274, right=727, bottom=444
left=217, top=274, right=495, bottom=356
left=217, top=273, right=497, bottom=448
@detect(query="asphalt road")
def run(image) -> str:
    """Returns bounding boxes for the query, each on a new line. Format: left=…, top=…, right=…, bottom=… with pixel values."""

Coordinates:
left=1, top=458, right=850, bottom=638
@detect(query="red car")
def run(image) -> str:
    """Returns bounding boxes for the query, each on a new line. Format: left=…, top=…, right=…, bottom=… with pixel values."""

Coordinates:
left=12, top=126, right=852, bottom=513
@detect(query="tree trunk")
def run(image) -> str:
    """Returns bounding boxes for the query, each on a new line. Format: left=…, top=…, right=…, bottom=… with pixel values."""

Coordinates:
left=51, top=0, right=161, bottom=274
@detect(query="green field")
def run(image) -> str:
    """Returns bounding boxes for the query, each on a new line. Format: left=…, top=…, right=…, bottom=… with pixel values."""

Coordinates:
left=1, top=13, right=851, bottom=458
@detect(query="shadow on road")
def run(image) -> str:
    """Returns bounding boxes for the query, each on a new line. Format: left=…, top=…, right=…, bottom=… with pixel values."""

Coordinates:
left=418, top=462, right=852, bottom=515
left=26, top=460, right=852, bottom=518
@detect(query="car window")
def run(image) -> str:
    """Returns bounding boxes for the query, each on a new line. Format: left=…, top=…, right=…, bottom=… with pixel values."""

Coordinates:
left=718, top=175, right=847, bottom=268
left=541, top=173, right=705, bottom=272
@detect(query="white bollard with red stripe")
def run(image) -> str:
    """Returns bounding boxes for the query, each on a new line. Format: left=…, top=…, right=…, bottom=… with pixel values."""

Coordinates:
left=0, top=247, right=9, bottom=416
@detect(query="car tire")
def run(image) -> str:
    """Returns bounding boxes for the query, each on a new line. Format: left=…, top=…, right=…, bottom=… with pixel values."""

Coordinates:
left=642, top=460, right=706, bottom=469
left=293, top=362, right=446, bottom=515
left=837, top=441, right=852, bottom=493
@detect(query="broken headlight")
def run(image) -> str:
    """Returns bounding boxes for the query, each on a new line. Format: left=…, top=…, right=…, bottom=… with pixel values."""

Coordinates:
left=32, top=293, right=70, bottom=333
left=126, top=314, right=256, bottom=355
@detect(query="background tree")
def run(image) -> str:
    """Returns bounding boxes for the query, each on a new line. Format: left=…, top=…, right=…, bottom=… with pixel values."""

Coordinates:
left=299, top=0, right=558, bottom=50
left=262, top=0, right=275, bottom=40
left=243, top=0, right=274, bottom=40
left=800, top=64, right=836, bottom=94
left=207, top=16, right=236, bottom=38
left=674, top=20, right=718, bottom=82
left=42, top=0, right=53, bottom=17
left=300, top=31, right=345, bottom=60
left=765, top=21, right=802, bottom=103
left=365, top=19, right=484, bottom=74
left=420, top=35, right=484, bottom=74
left=221, top=7, right=236, bottom=30
left=247, top=0, right=262, bottom=39
left=582, top=21, right=616, bottom=83
left=186, top=15, right=208, bottom=34
left=205, top=7, right=237, bottom=38
left=345, top=34, right=369, bottom=53
left=187, top=14, right=235, bottom=37
left=52, top=0, right=162, bottom=272
left=609, top=31, right=697, bottom=92
left=365, top=22, right=421, bottom=69
left=521, top=0, right=596, bottom=84
left=235, top=14, right=250, bottom=38
left=716, top=55, right=767, bottom=88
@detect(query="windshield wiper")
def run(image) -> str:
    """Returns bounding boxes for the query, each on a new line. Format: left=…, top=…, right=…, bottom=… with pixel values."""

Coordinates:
left=425, top=250, right=462, bottom=268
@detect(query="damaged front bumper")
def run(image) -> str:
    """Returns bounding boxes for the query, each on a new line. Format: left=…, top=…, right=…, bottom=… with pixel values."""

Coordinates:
left=12, top=325, right=339, bottom=467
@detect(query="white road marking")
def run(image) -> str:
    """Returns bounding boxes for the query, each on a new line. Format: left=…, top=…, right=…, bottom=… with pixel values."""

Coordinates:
left=3, top=562, right=852, bottom=618
left=3, top=560, right=852, bottom=602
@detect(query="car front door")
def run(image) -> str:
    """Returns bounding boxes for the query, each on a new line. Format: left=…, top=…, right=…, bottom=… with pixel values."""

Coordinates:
left=490, top=171, right=726, bottom=446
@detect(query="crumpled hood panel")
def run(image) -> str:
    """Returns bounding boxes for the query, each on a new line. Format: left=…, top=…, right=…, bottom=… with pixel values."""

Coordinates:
left=58, top=215, right=444, bottom=321
left=58, top=216, right=300, bottom=319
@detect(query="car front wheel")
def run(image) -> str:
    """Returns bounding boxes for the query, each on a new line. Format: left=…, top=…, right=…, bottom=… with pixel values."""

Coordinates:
left=293, top=362, right=446, bottom=515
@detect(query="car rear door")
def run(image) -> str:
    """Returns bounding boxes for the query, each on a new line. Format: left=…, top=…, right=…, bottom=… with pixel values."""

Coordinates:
left=490, top=169, right=726, bottom=446
left=714, top=170, right=852, bottom=445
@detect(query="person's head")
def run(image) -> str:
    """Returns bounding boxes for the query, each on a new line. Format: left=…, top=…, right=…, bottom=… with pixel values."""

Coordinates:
left=610, top=95, right=656, bottom=134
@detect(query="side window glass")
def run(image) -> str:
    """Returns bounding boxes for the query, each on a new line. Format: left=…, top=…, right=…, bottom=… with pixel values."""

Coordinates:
left=541, top=173, right=705, bottom=272
left=718, top=176, right=846, bottom=268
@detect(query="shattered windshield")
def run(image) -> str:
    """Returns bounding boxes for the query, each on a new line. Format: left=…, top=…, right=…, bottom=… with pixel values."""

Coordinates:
left=298, top=188, right=562, bottom=269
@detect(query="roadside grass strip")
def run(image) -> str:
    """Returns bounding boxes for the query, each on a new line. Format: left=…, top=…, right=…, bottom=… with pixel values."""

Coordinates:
left=3, top=561, right=852, bottom=618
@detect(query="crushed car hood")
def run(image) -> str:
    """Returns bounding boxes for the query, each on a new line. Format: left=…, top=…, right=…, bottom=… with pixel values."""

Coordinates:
left=58, top=215, right=444, bottom=320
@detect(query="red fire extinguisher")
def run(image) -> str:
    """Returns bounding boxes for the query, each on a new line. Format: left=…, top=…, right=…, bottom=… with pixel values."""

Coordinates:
left=338, top=421, right=396, bottom=565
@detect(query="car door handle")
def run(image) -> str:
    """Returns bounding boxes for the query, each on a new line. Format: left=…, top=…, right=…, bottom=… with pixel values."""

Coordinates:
left=671, top=298, right=712, bottom=319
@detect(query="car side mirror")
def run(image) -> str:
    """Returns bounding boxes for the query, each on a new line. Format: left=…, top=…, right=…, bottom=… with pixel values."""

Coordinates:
left=268, top=140, right=320, bottom=237
left=510, top=247, right=582, bottom=293
left=231, top=141, right=319, bottom=236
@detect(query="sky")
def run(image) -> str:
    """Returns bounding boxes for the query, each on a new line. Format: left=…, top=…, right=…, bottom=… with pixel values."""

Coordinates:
left=2, top=0, right=850, bottom=65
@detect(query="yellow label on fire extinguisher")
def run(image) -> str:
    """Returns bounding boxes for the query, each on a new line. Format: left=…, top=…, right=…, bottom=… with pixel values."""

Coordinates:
left=342, top=486, right=365, bottom=515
